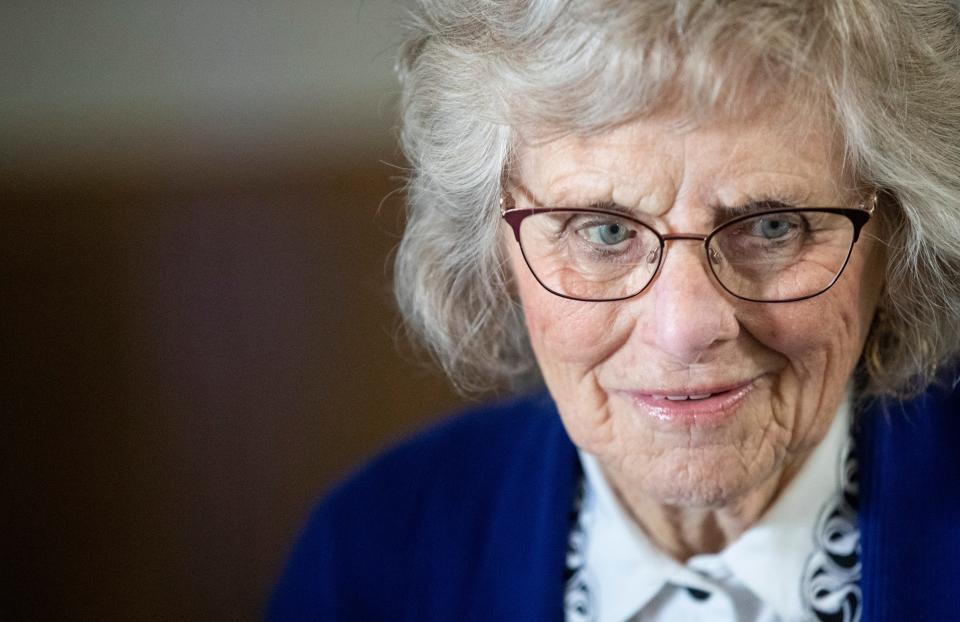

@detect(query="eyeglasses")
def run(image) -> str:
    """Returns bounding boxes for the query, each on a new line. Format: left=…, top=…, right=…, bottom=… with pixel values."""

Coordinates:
left=501, top=195, right=875, bottom=303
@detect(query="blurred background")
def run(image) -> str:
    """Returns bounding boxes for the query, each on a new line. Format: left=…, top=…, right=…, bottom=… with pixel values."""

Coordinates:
left=2, top=1, right=466, bottom=619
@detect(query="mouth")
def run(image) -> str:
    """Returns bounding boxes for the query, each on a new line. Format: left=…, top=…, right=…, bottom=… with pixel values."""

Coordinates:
left=651, top=392, right=724, bottom=401
left=614, top=378, right=758, bottom=424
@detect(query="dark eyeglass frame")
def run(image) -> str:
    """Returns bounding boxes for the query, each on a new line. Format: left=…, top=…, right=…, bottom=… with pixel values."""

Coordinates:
left=501, top=195, right=876, bottom=303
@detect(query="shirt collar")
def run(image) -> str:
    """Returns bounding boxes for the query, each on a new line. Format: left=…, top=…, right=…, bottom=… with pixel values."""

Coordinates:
left=577, top=394, right=851, bottom=622
left=716, top=395, right=851, bottom=620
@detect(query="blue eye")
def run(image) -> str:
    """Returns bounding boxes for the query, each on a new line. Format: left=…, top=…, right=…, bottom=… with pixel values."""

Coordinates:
left=752, top=215, right=798, bottom=240
left=582, top=222, right=634, bottom=245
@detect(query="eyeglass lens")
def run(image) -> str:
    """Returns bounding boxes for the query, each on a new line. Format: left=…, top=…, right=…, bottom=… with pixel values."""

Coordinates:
left=517, top=210, right=857, bottom=302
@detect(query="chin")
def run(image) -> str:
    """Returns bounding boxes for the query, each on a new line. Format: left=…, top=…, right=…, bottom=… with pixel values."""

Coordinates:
left=640, top=451, right=768, bottom=509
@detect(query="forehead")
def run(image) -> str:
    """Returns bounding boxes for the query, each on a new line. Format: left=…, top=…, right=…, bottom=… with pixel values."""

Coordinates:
left=512, top=104, right=851, bottom=210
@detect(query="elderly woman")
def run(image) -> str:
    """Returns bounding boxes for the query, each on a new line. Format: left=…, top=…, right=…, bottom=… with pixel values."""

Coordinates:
left=269, top=1, right=960, bottom=620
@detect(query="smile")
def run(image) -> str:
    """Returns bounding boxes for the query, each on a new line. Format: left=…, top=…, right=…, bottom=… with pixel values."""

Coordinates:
left=614, top=378, right=759, bottom=424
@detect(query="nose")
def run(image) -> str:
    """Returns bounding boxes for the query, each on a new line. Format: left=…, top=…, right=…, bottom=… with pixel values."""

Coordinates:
left=638, top=241, right=740, bottom=363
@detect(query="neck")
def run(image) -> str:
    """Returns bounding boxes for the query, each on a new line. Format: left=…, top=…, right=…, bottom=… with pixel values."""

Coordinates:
left=607, top=456, right=808, bottom=561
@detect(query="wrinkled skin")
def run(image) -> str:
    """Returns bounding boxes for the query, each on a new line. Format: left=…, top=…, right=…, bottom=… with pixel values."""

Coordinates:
left=505, top=107, right=884, bottom=558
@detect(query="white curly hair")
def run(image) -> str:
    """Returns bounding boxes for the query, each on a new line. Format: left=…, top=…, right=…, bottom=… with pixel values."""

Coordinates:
left=394, top=0, right=960, bottom=398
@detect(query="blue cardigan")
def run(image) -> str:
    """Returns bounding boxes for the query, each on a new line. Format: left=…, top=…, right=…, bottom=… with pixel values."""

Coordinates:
left=268, top=385, right=960, bottom=621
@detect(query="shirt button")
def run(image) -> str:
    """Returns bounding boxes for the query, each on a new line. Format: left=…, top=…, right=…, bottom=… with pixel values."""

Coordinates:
left=686, top=587, right=711, bottom=601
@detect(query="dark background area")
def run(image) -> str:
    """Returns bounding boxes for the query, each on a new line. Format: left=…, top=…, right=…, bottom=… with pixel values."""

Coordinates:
left=2, top=2, right=466, bottom=619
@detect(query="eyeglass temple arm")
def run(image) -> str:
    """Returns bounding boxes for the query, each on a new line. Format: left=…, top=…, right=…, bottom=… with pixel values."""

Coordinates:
left=500, top=197, right=525, bottom=242
left=850, top=194, right=878, bottom=243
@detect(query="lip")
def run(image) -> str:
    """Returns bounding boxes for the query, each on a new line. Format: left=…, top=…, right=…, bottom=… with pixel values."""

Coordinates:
left=614, top=378, right=758, bottom=425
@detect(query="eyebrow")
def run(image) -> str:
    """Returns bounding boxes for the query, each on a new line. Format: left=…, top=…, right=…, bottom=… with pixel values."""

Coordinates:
left=509, top=182, right=644, bottom=218
left=585, top=201, right=639, bottom=217
left=713, top=199, right=797, bottom=223
left=511, top=181, right=808, bottom=222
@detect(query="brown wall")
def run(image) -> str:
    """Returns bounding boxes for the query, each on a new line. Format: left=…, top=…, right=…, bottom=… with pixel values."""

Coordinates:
left=3, top=163, right=465, bottom=620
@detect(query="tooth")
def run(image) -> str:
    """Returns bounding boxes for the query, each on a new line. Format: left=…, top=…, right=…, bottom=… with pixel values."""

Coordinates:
left=666, top=395, right=688, bottom=401
left=689, top=394, right=711, bottom=400
left=651, top=394, right=667, bottom=400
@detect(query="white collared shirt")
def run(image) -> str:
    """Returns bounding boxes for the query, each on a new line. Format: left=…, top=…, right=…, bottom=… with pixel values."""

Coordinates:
left=564, top=398, right=860, bottom=622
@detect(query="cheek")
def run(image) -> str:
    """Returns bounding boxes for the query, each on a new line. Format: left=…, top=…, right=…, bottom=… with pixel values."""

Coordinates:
left=768, top=266, right=878, bottom=376
left=509, top=241, right=628, bottom=446
left=524, top=300, right=618, bottom=359
left=742, top=259, right=879, bottom=451
left=509, top=241, right=626, bottom=368
left=746, top=291, right=864, bottom=387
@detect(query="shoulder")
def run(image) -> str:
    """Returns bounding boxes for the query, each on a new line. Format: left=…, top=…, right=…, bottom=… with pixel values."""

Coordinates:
left=857, top=378, right=960, bottom=619
left=328, top=390, right=564, bottom=510
left=266, top=390, right=575, bottom=621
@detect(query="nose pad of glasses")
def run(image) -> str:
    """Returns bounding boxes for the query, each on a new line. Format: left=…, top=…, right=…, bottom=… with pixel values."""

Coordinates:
left=646, top=248, right=660, bottom=264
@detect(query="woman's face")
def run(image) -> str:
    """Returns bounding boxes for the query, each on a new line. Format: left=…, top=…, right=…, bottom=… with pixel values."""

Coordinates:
left=507, top=108, right=884, bottom=509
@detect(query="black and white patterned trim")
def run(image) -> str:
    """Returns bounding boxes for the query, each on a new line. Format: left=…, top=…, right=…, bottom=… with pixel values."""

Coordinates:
left=565, top=435, right=862, bottom=621
left=801, top=439, right=862, bottom=622
left=564, top=477, right=596, bottom=622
